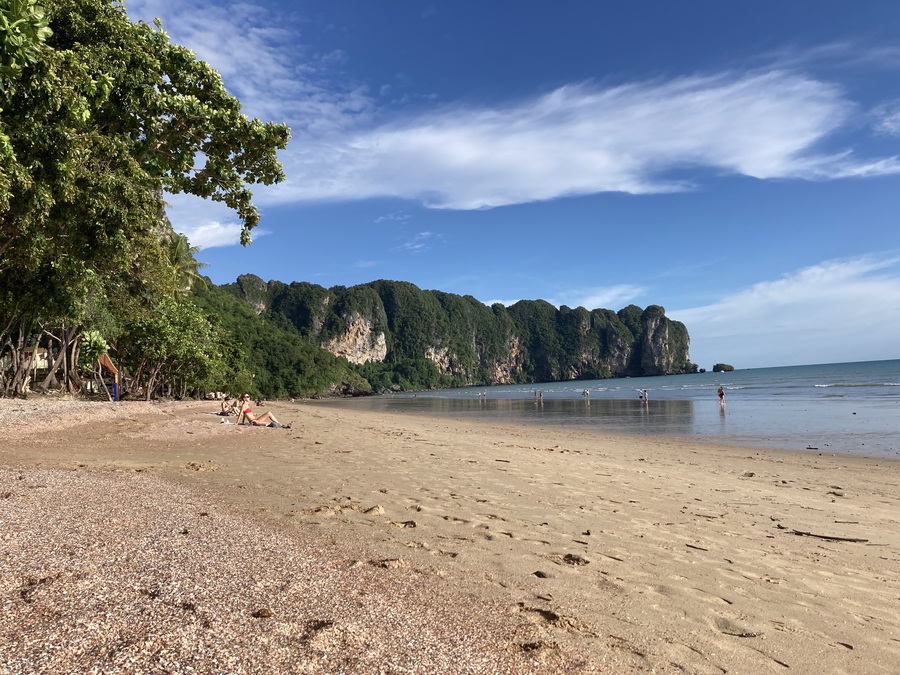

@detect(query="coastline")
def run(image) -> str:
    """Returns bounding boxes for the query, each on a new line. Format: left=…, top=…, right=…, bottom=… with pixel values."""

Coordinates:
left=2, top=398, right=899, bottom=672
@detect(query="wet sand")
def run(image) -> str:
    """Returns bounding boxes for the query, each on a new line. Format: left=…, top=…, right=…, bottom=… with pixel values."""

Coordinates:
left=2, top=397, right=899, bottom=673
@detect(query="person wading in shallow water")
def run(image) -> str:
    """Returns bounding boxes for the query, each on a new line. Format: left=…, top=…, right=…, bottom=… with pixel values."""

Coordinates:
left=718, top=386, right=726, bottom=405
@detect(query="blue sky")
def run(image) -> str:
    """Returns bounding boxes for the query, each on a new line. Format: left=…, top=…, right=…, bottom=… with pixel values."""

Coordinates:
left=126, top=0, right=900, bottom=370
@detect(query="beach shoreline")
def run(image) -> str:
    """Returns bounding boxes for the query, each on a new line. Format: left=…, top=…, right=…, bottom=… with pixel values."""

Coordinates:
left=2, top=397, right=899, bottom=672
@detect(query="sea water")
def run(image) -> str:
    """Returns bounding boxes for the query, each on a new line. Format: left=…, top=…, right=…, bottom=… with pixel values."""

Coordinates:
left=324, top=359, right=900, bottom=459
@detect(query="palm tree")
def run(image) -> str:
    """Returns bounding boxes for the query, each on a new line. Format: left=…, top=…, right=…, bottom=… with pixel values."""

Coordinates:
left=167, top=232, right=209, bottom=294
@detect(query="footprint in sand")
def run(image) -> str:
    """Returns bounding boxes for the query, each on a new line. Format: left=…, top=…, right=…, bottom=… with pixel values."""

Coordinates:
left=184, top=461, right=218, bottom=472
left=691, top=587, right=734, bottom=606
left=390, top=520, right=417, bottom=528
left=549, top=553, right=590, bottom=566
left=441, top=515, right=470, bottom=524
left=515, top=604, right=598, bottom=637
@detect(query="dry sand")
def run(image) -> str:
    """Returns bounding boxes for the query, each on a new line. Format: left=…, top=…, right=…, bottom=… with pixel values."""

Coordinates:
left=1, top=397, right=899, bottom=673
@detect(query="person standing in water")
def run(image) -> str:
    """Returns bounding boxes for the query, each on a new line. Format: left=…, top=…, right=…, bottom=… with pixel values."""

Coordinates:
left=717, top=386, right=726, bottom=405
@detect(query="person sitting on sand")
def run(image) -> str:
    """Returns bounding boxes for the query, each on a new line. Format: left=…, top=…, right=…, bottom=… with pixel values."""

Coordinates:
left=219, top=395, right=239, bottom=416
left=238, top=394, right=288, bottom=428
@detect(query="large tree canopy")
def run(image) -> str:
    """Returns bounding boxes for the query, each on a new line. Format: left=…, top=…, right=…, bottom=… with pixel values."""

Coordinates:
left=0, top=0, right=290, bottom=397
left=2, top=0, right=290, bottom=254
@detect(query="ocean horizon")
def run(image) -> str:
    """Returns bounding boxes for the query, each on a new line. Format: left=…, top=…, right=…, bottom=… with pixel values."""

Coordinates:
left=321, top=359, right=900, bottom=459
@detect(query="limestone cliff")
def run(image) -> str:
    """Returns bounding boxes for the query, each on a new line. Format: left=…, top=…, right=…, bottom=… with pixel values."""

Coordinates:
left=232, top=274, right=270, bottom=315
left=424, top=345, right=468, bottom=380
left=324, top=313, right=387, bottom=365
left=485, top=334, right=527, bottom=384
left=640, top=305, right=691, bottom=376
left=225, top=277, right=696, bottom=390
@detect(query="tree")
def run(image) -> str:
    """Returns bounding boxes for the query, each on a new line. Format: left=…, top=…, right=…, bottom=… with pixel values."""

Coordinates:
left=167, top=232, right=208, bottom=294
left=0, top=0, right=289, bottom=396
left=0, top=0, right=51, bottom=218
left=0, top=1, right=53, bottom=86
left=115, top=296, right=228, bottom=399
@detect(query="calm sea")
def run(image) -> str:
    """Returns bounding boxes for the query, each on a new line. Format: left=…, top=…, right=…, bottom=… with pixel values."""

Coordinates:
left=321, top=359, right=900, bottom=459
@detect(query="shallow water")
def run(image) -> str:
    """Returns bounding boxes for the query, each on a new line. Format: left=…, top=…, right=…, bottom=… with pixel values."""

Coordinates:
left=324, top=359, right=900, bottom=459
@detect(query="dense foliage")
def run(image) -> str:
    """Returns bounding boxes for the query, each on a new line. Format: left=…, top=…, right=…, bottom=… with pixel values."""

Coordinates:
left=0, top=0, right=288, bottom=399
left=191, top=283, right=370, bottom=399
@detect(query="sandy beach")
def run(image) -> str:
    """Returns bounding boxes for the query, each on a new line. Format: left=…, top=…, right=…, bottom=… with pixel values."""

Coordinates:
left=1, top=397, right=899, bottom=673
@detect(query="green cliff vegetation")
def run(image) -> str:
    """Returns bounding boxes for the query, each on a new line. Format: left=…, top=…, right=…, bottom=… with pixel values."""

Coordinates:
left=201, top=275, right=698, bottom=398
left=191, top=284, right=369, bottom=398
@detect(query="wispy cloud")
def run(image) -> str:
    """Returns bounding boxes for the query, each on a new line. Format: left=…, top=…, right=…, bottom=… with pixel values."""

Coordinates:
left=179, top=221, right=244, bottom=250
left=550, top=285, right=646, bottom=311
left=127, top=2, right=900, bottom=241
left=397, top=231, right=440, bottom=253
left=483, top=285, right=645, bottom=311
left=162, top=193, right=266, bottom=249
left=374, top=211, right=411, bottom=224
left=669, top=255, right=900, bottom=368
left=267, top=69, right=900, bottom=209
left=126, top=0, right=377, bottom=244
left=872, top=100, right=900, bottom=136
left=353, top=260, right=380, bottom=269
left=482, top=297, right=539, bottom=308
left=126, top=0, right=374, bottom=132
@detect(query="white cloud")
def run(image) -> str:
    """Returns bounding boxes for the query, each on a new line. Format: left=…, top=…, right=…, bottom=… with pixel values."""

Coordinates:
left=483, top=285, right=644, bottom=311
left=264, top=70, right=900, bottom=209
left=126, top=3, right=900, bottom=244
left=177, top=220, right=244, bottom=250
left=481, top=297, right=523, bottom=308
left=669, top=255, right=900, bottom=368
left=374, top=211, right=411, bottom=224
left=353, top=260, right=380, bottom=269
left=161, top=193, right=267, bottom=249
left=550, top=285, right=645, bottom=311
left=126, top=0, right=374, bottom=132
left=872, top=100, right=900, bottom=136
left=126, top=3, right=900, bottom=213
left=396, top=231, right=440, bottom=253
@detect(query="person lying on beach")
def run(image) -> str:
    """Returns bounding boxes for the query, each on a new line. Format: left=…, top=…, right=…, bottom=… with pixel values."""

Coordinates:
left=237, top=395, right=289, bottom=428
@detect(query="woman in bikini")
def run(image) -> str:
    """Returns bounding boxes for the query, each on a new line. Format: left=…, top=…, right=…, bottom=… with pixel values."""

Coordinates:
left=219, top=395, right=239, bottom=415
left=239, top=394, right=288, bottom=427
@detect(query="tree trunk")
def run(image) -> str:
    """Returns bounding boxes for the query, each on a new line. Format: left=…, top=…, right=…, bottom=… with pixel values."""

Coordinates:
left=67, top=332, right=82, bottom=395
left=39, top=337, right=66, bottom=391
left=0, top=335, right=14, bottom=395
left=0, top=299, right=26, bottom=395
left=62, top=326, right=71, bottom=394
left=145, top=364, right=164, bottom=401
left=96, top=365, right=114, bottom=402
left=11, top=317, right=37, bottom=398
